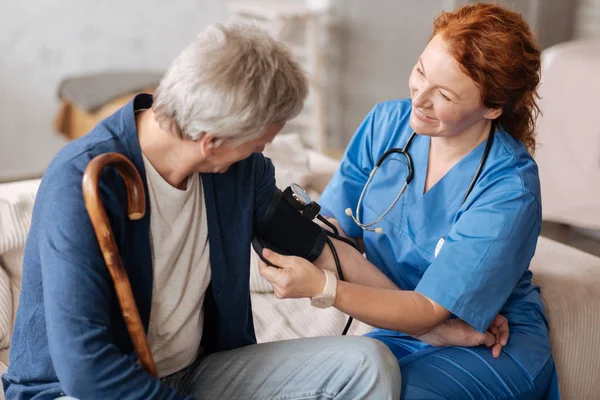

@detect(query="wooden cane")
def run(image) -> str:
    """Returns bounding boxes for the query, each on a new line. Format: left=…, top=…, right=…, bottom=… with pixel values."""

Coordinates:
left=82, top=153, right=158, bottom=377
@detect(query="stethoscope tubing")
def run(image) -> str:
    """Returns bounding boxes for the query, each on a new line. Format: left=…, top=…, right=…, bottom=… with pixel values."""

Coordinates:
left=348, top=121, right=496, bottom=233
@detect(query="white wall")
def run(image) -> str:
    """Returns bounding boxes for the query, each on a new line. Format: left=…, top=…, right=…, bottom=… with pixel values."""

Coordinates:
left=575, top=0, right=600, bottom=38
left=0, top=0, right=231, bottom=182
left=1, top=0, right=588, bottom=180
left=328, top=0, right=579, bottom=146
left=328, top=0, right=448, bottom=145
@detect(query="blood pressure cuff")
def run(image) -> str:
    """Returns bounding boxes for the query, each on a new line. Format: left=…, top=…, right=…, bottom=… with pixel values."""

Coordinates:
left=254, top=188, right=327, bottom=262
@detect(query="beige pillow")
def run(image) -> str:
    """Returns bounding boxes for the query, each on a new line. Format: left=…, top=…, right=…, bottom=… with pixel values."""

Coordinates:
left=263, top=133, right=311, bottom=189
left=0, top=178, right=40, bottom=347
left=531, top=236, right=600, bottom=399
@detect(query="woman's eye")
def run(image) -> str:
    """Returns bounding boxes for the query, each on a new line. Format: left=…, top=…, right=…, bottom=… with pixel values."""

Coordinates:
left=440, top=91, right=451, bottom=101
left=416, top=67, right=424, bottom=76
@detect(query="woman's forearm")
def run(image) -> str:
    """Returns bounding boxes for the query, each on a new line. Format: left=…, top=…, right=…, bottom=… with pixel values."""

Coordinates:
left=314, top=238, right=398, bottom=290
left=334, top=281, right=450, bottom=336
left=313, top=235, right=450, bottom=335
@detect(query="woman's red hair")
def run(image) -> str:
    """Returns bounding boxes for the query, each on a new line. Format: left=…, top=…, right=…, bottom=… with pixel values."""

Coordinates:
left=432, top=3, right=541, bottom=153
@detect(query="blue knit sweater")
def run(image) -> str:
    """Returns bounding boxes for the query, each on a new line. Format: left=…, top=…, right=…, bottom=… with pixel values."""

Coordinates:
left=3, top=94, right=274, bottom=399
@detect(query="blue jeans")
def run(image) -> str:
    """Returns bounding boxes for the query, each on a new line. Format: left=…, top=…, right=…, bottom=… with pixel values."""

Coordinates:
left=57, top=336, right=401, bottom=399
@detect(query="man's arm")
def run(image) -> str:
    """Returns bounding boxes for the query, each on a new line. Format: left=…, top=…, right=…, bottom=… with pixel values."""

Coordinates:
left=252, top=153, right=277, bottom=223
left=39, top=171, right=188, bottom=400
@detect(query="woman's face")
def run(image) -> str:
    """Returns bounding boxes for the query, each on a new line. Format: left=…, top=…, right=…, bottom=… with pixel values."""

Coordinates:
left=408, top=34, right=496, bottom=137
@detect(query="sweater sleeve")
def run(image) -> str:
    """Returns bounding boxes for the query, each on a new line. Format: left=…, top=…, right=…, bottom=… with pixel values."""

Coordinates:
left=39, top=168, right=191, bottom=400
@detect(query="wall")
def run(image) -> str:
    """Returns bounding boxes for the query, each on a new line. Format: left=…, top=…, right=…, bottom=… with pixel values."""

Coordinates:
left=328, top=0, right=448, bottom=146
left=0, top=0, right=230, bottom=182
left=575, top=0, right=600, bottom=38
left=1, top=0, right=590, bottom=179
left=327, top=0, right=579, bottom=146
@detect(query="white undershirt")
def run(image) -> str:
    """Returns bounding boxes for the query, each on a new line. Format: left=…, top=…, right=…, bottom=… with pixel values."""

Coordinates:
left=142, top=154, right=211, bottom=377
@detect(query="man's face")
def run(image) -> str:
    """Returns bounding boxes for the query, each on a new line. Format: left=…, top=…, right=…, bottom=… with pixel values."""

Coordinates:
left=202, top=123, right=284, bottom=173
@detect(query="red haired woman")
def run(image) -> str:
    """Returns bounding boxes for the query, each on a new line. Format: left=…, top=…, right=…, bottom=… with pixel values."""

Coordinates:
left=259, top=3, right=559, bottom=399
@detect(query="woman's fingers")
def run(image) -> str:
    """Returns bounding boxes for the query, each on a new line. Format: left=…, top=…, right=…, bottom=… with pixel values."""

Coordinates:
left=257, top=258, right=282, bottom=284
left=486, top=314, right=509, bottom=358
left=262, top=248, right=286, bottom=267
left=481, top=331, right=496, bottom=348
left=492, top=314, right=510, bottom=346
left=492, top=343, right=502, bottom=358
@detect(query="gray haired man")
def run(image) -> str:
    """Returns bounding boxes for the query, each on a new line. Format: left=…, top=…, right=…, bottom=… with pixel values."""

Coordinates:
left=3, top=24, right=401, bottom=399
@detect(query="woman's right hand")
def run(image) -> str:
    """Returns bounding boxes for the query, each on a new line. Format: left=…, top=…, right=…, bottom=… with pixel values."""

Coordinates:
left=416, top=314, right=509, bottom=358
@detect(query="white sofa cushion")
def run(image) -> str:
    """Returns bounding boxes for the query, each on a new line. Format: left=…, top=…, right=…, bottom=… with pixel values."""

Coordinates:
left=535, top=40, right=600, bottom=230
left=251, top=293, right=373, bottom=343
left=0, top=179, right=41, bottom=378
left=0, top=179, right=40, bottom=351
left=0, top=179, right=39, bottom=288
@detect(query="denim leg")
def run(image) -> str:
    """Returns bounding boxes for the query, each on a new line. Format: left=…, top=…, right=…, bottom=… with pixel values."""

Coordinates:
left=186, top=336, right=400, bottom=400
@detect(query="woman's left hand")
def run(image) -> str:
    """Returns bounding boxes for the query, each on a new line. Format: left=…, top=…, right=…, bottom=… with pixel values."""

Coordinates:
left=417, top=314, right=509, bottom=358
left=258, top=249, right=326, bottom=299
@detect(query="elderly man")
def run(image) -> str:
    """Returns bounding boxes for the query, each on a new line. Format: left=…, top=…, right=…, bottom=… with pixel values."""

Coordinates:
left=2, top=24, right=400, bottom=399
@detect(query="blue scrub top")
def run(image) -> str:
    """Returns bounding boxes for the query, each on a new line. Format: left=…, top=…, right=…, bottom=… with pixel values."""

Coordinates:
left=319, top=99, right=548, bottom=337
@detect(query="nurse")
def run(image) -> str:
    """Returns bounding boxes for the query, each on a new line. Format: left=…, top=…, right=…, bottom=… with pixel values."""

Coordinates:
left=258, top=3, right=559, bottom=399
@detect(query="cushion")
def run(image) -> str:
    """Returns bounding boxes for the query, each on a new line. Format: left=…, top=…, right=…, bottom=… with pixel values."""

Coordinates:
left=251, top=292, right=373, bottom=343
left=531, top=236, right=600, bottom=399
left=0, top=178, right=40, bottom=353
left=535, top=40, right=600, bottom=230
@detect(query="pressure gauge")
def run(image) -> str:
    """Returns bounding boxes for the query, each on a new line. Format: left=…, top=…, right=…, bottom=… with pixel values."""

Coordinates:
left=290, top=183, right=312, bottom=206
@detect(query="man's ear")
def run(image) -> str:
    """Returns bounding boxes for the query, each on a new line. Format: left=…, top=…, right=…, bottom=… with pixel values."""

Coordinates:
left=485, top=107, right=503, bottom=120
left=197, top=132, right=216, bottom=157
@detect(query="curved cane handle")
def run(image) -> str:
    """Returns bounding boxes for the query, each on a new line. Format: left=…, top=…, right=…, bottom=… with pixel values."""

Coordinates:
left=82, top=153, right=157, bottom=377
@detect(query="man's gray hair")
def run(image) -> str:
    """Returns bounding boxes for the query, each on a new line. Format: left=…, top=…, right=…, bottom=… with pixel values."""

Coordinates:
left=153, top=23, right=308, bottom=143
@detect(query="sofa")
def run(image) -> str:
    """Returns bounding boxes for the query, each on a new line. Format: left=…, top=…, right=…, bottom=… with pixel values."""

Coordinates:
left=534, top=39, right=600, bottom=231
left=1, top=134, right=600, bottom=399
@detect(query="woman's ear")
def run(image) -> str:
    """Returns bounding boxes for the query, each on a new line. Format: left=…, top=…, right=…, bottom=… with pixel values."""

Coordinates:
left=485, top=107, right=503, bottom=120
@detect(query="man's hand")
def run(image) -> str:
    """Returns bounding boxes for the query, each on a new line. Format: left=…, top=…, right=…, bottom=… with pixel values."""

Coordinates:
left=416, top=314, right=509, bottom=358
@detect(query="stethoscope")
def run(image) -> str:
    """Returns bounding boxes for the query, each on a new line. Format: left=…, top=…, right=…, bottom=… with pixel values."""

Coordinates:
left=346, top=121, right=496, bottom=234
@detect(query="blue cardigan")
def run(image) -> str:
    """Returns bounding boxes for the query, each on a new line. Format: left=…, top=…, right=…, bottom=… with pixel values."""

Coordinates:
left=3, top=94, right=275, bottom=399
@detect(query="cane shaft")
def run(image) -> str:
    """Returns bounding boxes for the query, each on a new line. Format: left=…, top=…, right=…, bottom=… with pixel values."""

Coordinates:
left=82, top=153, right=157, bottom=377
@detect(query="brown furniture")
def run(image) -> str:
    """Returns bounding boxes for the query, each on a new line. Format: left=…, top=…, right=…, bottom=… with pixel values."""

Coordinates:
left=53, top=71, right=163, bottom=140
left=54, top=89, right=155, bottom=141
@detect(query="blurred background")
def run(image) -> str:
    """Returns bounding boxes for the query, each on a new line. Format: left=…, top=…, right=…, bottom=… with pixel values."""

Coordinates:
left=1, top=0, right=599, bottom=255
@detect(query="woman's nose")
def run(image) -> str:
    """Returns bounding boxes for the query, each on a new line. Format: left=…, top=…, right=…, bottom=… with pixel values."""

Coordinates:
left=412, top=87, right=431, bottom=109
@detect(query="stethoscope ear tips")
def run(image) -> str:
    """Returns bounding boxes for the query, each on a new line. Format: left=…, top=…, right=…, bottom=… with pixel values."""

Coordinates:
left=345, top=207, right=383, bottom=233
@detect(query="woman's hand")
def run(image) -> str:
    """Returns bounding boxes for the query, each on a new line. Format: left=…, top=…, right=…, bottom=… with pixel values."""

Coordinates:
left=416, top=314, right=509, bottom=358
left=258, top=249, right=326, bottom=299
